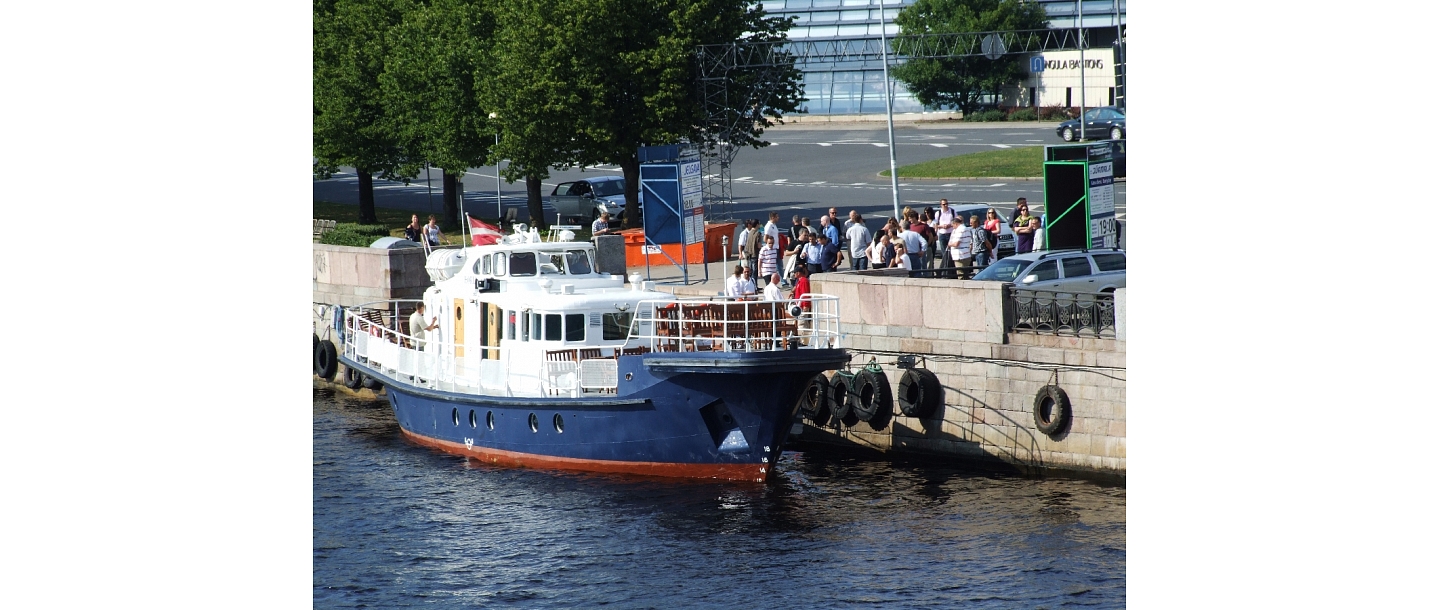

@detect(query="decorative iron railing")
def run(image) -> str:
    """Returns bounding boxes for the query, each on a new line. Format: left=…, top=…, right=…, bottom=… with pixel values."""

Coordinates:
left=1008, top=289, right=1116, bottom=338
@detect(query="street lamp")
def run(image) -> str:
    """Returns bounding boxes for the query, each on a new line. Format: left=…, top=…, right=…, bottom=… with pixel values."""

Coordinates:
left=488, top=112, right=501, bottom=220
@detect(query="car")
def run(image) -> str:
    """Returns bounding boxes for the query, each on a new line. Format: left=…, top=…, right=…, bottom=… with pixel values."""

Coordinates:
left=949, top=203, right=1017, bottom=259
left=1056, top=106, right=1125, bottom=142
left=548, top=175, right=629, bottom=223
left=971, top=248, right=1126, bottom=293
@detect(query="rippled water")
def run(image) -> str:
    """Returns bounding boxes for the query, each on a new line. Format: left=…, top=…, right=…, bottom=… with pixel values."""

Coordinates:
left=314, top=389, right=1125, bottom=608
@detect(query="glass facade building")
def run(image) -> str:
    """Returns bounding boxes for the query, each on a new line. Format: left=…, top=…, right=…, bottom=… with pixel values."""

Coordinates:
left=762, top=0, right=1125, bottom=115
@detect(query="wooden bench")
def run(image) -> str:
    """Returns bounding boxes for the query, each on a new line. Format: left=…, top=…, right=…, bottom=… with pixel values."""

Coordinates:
left=313, top=219, right=338, bottom=242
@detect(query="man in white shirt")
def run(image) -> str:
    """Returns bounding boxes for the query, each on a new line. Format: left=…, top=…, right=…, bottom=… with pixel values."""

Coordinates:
left=736, top=266, right=757, bottom=299
left=763, top=274, right=782, bottom=301
left=735, top=223, right=752, bottom=264
left=408, top=302, right=438, bottom=349
left=763, top=212, right=780, bottom=245
left=846, top=214, right=872, bottom=271
left=932, top=199, right=956, bottom=266
left=724, top=264, right=744, bottom=298
left=946, top=216, right=972, bottom=279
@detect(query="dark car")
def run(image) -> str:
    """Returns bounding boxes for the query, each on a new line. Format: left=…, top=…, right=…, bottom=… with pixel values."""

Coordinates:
left=1057, top=106, right=1125, bottom=142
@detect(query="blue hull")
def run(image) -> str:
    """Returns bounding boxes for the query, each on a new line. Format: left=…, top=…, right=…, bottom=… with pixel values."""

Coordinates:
left=341, top=349, right=848, bottom=481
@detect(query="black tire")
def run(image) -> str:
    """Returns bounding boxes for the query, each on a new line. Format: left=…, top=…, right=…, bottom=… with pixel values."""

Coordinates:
left=800, top=373, right=829, bottom=425
left=361, top=375, right=382, bottom=390
left=848, top=369, right=892, bottom=422
left=897, top=368, right=942, bottom=418
left=315, top=340, right=338, bottom=381
left=1061, top=126, right=1076, bottom=142
left=342, top=365, right=363, bottom=389
left=1033, top=385, right=1072, bottom=435
left=313, top=333, right=319, bottom=352
left=827, top=374, right=852, bottom=425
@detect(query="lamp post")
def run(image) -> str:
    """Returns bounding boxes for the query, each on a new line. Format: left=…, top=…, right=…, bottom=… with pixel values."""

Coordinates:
left=877, top=3, right=900, bottom=223
left=489, top=112, right=501, bottom=220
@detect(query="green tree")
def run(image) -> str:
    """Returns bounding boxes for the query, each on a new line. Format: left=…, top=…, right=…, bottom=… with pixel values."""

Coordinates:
left=890, top=0, right=1048, bottom=115
left=380, top=0, right=497, bottom=231
left=313, top=0, right=414, bottom=225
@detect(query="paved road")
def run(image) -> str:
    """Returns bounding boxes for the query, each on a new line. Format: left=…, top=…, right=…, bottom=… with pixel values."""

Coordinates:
left=312, top=122, right=1125, bottom=235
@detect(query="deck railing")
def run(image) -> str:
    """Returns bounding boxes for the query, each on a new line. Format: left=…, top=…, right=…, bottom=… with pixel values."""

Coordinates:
left=1007, top=289, right=1116, bottom=338
left=629, top=294, right=841, bottom=353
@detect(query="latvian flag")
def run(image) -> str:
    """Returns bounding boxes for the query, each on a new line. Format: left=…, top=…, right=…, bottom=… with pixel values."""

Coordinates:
left=469, top=215, right=504, bottom=246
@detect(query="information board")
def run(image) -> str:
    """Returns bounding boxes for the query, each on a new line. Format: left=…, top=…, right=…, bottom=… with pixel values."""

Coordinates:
left=1043, top=142, right=1121, bottom=250
left=1088, top=161, right=1117, bottom=248
left=640, top=150, right=703, bottom=246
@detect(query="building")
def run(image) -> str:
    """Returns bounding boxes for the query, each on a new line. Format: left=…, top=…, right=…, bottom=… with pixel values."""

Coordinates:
left=761, top=0, right=1126, bottom=115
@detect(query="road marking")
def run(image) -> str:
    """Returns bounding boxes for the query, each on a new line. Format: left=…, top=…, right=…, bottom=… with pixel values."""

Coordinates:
left=772, top=179, right=788, bottom=183
left=1025, top=139, right=1044, bottom=142
left=929, top=144, right=949, bottom=148
left=990, top=144, right=1011, bottom=149
left=942, top=183, right=957, bottom=187
left=735, top=176, right=752, bottom=181
left=850, top=182, right=867, bottom=186
left=1001, top=133, right=1031, bottom=135
left=817, top=143, right=833, bottom=147
left=987, top=183, right=1005, bottom=187
left=810, top=181, right=826, bottom=184
left=871, top=143, right=888, bottom=147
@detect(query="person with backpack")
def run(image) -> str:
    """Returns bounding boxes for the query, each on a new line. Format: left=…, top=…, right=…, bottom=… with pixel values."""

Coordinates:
left=970, top=215, right=992, bottom=267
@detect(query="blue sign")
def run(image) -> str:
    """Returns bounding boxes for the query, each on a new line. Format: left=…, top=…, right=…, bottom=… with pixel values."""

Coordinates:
left=1030, top=56, right=1045, bottom=73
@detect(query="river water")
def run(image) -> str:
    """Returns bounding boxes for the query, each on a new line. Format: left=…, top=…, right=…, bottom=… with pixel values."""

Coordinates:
left=314, top=389, right=1125, bottom=608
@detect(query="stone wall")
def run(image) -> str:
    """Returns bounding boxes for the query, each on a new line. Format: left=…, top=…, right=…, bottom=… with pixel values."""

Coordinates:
left=810, top=273, right=1126, bottom=479
left=312, top=243, right=431, bottom=309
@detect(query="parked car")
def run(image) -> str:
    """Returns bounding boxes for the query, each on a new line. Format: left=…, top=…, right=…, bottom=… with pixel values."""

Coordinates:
left=1057, top=106, right=1125, bottom=142
left=549, top=175, right=628, bottom=223
left=949, top=203, right=1017, bottom=259
left=971, top=248, right=1126, bottom=293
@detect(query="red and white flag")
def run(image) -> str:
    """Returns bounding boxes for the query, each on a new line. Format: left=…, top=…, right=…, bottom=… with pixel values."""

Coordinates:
left=469, top=215, right=504, bottom=246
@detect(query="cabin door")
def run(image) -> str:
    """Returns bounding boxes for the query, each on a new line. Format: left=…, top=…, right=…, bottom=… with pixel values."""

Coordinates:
left=483, top=303, right=500, bottom=359
left=452, top=298, right=466, bottom=358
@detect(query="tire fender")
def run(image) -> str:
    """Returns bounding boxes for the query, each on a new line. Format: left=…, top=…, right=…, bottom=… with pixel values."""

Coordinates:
left=361, top=375, right=382, bottom=391
left=897, top=368, right=943, bottom=418
left=1033, top=384, right=1072, bottom=435
left=827, top=374, right=852, bottom=425
left=315, top=340, right=338, bottom=381
left=848, top=369, right=892, bottom=422
left=800, top=373, right=830, bottom=426
left=342, top=365, right=363, bottom=389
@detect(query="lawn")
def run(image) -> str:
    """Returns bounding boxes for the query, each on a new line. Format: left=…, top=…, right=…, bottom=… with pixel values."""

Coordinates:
left=881, top=146, right=1044, bottom=179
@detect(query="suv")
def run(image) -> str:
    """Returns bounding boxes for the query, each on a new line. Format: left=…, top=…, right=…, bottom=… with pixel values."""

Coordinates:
left=971, top=249, right=1125, bottom=293
left=549, top=176, right=628, bottom=223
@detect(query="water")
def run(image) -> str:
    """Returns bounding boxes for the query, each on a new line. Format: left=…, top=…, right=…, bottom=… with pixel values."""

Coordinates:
left=314, top=389, right=1125, bottom=608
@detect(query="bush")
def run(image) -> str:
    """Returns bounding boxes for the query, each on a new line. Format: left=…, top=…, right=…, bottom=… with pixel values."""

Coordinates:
left=962, top=109, right=1007, bottom=122
left=1008, top=108, right=1038, bottom=122
left=1038, top=106, right=1073, bottom=121
left=319, top=223, right=393, bottom=247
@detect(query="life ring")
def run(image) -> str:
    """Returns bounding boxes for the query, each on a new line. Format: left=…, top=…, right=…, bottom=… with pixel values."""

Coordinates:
left=827, top=374, right=852, bottom=425
left=342, top=365, right=363, bottom=389
left=1033, top=384, right=1072, bottom=435
left=848, top=369, right=892, bottom=422
left=897, top=368, right=942, bottom=418
left=800, top=373, right=830, bottom=426
left=314, top=340, right=338, bottom=381
left=361, top=374, right=382, bottom=390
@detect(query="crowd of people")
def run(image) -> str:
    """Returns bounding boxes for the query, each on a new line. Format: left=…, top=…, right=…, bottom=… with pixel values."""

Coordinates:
left=730, top=197, right=1043, bottom=292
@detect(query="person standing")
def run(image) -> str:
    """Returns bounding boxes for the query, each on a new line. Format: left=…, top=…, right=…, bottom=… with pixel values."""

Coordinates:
left=820, top=215, right=841, bottom=252
left=897, top=220, right=925, bottom=270
left=791, top=266, right=812, bottom=333
left=758, top=235, right=779, bottom=286
left=405, top=214, right=423, bottom=243
left=424, top=215, right=444, bottom=247
left=983, top=209, right=1003, bottom=261
left=969, top=215, right=991, bottom=267
left=743, top=219, right=763, bottom=272
left=944, top=216, right=970, bottom=279
left=1011, top=197, right=1029, bottom=226
left=408, top=302, right=439, bottom=349
left=763, top=274, right=783, bottom=301
left=737, top=266, right=757, bottom=299
left=764, top=212, right=781, bottom=245
left=592, top=212, right=613, bottom=236
left=1015, top=217, right=1040, bottom=254
left=803, top=234, right=827, bottom=275
left=782, top=230, right=809, bottom=287
left=846, top=213, right=872, bottom=271
left=933, top=200, right=955, bottom=266
left=724, top=264, right=745, bottom=298
left=891, top=242, right=912, bottom=270
left=735, top=221, right=753, bottom=264
left=874, top=232, right=896, bottom=269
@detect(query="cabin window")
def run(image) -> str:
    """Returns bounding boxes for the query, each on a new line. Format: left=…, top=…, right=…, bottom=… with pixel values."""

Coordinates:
left=482, top=255, right=493, bottom=275
left=602, top=312, right=633, bottom=341
left=565, top=314, right=585, bottom=342
left=510, top=252, right=536, bottom=276
left=520, top=311, right=530, bottom=342
left=544, top=314, right=562, bottom=341
left=530, top=313, right=542, bottom=341
left=565, top=250, right=593, bottom=275
left=495, top=255, right=507, bottom=276
left=540, top=253, right=566, bottom=275
left=506, top=310, right=516, bottom=340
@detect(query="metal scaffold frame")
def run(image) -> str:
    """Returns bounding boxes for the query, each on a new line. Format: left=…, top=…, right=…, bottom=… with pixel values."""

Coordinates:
left=693, top=28, right=1090, bottom=220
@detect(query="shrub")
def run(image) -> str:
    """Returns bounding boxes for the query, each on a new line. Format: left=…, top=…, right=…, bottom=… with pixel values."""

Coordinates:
left=319, top=223, right=393, bottom=247
left=1008, top=108, right=1038, bottom=122
left=1038, top=106, right=1073, bottom=121
left=962, top=109, right=1007, bottom=122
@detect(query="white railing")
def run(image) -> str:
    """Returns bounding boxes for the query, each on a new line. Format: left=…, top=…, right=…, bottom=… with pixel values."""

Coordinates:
left=628, top=294, right=841, bottom=353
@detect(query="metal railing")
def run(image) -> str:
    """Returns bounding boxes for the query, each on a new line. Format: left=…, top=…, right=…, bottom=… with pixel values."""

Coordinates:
left=1008, top=289, right=1116, bottom=338
left=629, top=294, right=841, bottom=353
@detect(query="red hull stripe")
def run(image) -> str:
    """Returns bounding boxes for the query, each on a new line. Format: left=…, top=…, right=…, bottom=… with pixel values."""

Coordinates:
left=400, top=429, right=769, bottom=482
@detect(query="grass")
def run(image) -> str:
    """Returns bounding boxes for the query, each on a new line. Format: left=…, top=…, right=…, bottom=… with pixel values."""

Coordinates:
left=881, top=145, right=1044, bottom=179
left=312, top=200, right=593, bottom=243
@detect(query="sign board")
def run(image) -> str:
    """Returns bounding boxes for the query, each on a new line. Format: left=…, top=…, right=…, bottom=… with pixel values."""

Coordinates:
left=1030, top=56, right=1045, bottom=73
left=1042, top=142, right=1120, bottom=250
left=640, top=147, right=704, bottom=247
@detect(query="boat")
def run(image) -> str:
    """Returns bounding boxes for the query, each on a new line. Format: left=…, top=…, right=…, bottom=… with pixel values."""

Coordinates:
left=335, top=224, right=847, bottom=482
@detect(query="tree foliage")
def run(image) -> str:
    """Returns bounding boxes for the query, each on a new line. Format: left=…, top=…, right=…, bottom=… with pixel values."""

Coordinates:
left=890, top=0, right=1048, bottom=115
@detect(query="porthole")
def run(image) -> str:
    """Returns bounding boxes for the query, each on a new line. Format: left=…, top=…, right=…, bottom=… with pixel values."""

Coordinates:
left=529, top=413, right=539, bottom=433
left=469, top=410, right=477, bottom=428
left=486, top=411, right=495, bottom=430
left=553, top=413, right=565, bottom=433
left=452, top=408, right=459, bottom=426
left=625, top=373, right=633, bottom=381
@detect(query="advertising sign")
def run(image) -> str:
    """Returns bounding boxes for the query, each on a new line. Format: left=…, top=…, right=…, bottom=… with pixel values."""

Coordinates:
left=1088, top=161, right=1117, bottom=248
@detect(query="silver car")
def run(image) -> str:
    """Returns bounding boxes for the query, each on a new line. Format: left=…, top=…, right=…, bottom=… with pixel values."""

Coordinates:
left=948, top=204, right=1017, bottom=259
left=971, top=249, right=1126, bottom=293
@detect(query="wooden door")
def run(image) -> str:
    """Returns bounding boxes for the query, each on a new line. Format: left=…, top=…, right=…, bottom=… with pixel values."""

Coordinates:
left=453, top=298, right=465, bottom=358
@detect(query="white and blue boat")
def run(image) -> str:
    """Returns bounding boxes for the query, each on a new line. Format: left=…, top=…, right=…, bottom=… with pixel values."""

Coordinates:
left=336, top=226, right=846, bottom=482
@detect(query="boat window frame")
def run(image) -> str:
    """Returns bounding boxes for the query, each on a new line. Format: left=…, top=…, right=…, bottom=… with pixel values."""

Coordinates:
left=564, top=313, right=585, bottom=342
left=510, top=252, right=536, bottom=276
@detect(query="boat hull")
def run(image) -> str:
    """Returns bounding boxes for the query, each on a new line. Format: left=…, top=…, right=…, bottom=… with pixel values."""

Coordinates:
left=343, top=349, right=848, bottom=482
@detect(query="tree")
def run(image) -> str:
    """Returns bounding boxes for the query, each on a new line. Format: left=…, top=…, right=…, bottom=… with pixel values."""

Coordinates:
left=380, top=0, right=497, bottom=231
left=890, top=0, right=1048, bottom=115
left=313, top=0, right=414, bottom=225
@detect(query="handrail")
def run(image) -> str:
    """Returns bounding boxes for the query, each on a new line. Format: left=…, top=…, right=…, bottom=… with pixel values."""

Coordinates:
left=629, top=294, right=842, bottom=353
left=1007, top=288, right=1116, bottom=338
